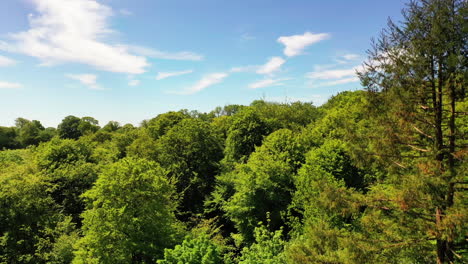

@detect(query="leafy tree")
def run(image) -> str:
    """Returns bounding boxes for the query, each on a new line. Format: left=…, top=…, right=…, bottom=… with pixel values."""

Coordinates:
left=0, top=150, right=62, bottom=264
left=358, top=0, right=467, bottom=262
left=101, top=120, right=121, bottom=132
left=58, top=116, right=82, bottom=139
left=73, top=158, right=182, bottom=263
left=15, top=118, right=46, bottom=146
left=157, top=235, right=222, bottom=264
left=78, top=117, right=100, bottom=135
left=36, top=138, right=97, bottom=225
left=223, top=108, right=271, bottom=165
left=147, top=111, right=191, bottom=140
left=0, top=126, right=18, bottom=149
left=154, top=119, right=223, bottom=217
left=222, top=129, right=304, bottom=243
left=238, top=225, right=286, bottom=264
left=250, top=100, right=319, bottom=131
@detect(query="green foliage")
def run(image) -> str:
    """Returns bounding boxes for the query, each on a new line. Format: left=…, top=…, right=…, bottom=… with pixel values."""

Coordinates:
left=157, top=235, right=222, bottom=264
left=101, top=120, right=121, bottom=132
left=147, top=111, right=191, bottom=140
left=155, top=119, right=224, bottom=217
left=222, top=129, right=304, bottom=243
left=58, top=116, right=82, bottom=140
left=0, top=126, right=18, bottom=149
left=73, top=158, right=182, bottom=263
left=0, top=152, right=61, bottom=264
left=36, top=137, right=94, bottom=171
left=78, top=117, right=100, bottom=135
left=238, top=225, right=286, bottom=264
left=223, top=108, right=271, bottom=165
left=293, top=139, right=364, bottom=226
left=250, top=100, right=319, bottom=131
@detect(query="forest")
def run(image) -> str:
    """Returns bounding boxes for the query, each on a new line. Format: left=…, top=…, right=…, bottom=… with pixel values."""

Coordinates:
left=0, top=0, right=467, bottom=263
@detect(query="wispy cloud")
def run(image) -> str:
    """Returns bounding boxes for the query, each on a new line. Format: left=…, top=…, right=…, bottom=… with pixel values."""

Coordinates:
left=307, top=68, right=358, bottom=80
left=341, top=53, right=360, bottom=61
left=156, top=70, right=194, bottom=80
left=119, top=8, right=132, bottom=16
left=0, top=0, right=149, bottom=74
left=311, top=77, right=360, bottom=88
left=257, top=57, right=285, bottom=75
left=307, top=62, right=364, bottom=88
left=175, top=72, right=228, bottom=95
left=0, top=55, right=16, bottom=67
left=0, top=81, right=22, bottom=89
left=240, top=33, right=255, bottom=41
left=277, top=32, right=330, bottom=57
left=248, top=78, right=290, bottom=89
left=128, top=79, right=140, bottom=86
left=66, top=74, right=102, bottom=90
left=230, top=65, right=259, bottom=73
left=127, top=45, right=204, bottom=61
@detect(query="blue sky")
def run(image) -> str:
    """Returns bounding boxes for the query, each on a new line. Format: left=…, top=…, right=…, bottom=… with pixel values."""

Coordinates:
left=0, top=0, right=407, bottom=127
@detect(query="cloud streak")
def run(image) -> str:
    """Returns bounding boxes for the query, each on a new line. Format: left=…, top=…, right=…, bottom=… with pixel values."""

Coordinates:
left=156, top=70, right=194, bottom=80
left=248, top=78, right=290, bottom=89
left=0, top=81, right=22, bottom=89
left=128, top=79, right=140, bottom=86
left=126, top=45, right=204, bottom=61
left=67, top=74, right=102, bottom=90
left=256, top=57, right=285, bottom=75
left=177, top=72, right=228, bottom=95
left=0, top=55, right=16, bottom=67
left=278, top=32, right=330, bottom=57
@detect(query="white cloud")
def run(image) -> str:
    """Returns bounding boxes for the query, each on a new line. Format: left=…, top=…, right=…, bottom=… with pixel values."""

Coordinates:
left=307, top=68, right=357, bottom=80
left=230, top=65, right=259, bottom=73
left=127, top=45, right=204, bottom=61
left=0, top=55, right=16, bottom=66
left=119, top=9, right=132, bottom=16
left=307, top=63, right=364, bottom=88
left=307, top=63, right=366, bottom=80
left=256, top=57, right=285, bottom=75
left=341, top=53, right=360, bottom=61
left=0, top=0, right=148, bottom=74
left=240, top=33, right=255, bottom=41
left=248, top=78, right=290, bottom=89
left=311, top=77, right=360, bottom=88
left=128, top=79, right=140, bottom=86
left=66, top=74, right=102, bottom=89
left=0, top=81, right=22, bottom=89
left=156, top=70, right=194, bottom=80
left=177, top=72, right=228, bottom=95
left=277, top=32, right=330, bottom=57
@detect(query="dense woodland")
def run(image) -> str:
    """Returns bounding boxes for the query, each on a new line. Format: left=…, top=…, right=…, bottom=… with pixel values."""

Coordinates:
left=1, top=0, right=467, bottom=263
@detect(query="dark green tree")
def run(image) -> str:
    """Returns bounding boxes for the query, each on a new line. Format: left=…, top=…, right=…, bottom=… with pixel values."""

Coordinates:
left=0, top=126, right=18, bottom=149
left=358, top=0, right=468, bottom=262
left=58, top=116, right=82, bottom=139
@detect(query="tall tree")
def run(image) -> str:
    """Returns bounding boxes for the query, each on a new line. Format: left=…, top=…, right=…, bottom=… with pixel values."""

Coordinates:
left=359, top=0, right=467, bottom=262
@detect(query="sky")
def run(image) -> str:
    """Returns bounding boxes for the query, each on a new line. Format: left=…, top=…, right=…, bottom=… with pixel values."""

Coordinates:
left=0, top=0, right=407, bottom=127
